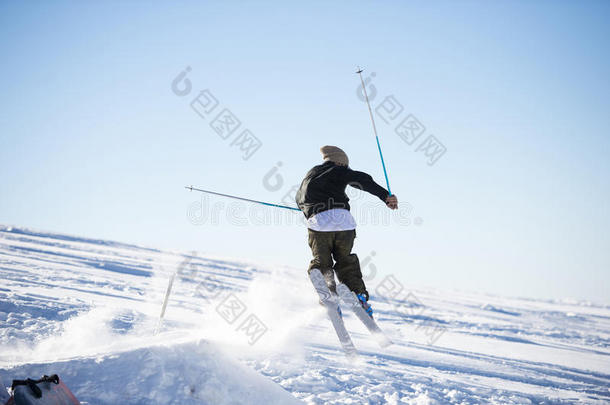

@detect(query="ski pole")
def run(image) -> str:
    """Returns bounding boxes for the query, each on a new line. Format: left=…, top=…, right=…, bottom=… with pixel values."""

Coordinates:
left=185, top=185, right=301, bottom=211
left=154, top=254, right=195, bottom=335
left=356, top=67, right=392, bottom=196
left=154, top=270, right=176, bottom=335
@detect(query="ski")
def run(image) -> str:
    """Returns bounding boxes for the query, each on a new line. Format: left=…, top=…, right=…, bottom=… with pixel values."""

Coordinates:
left=309, top=269, right=358, bottom=357
left=336, top=283, right=393, bottom=348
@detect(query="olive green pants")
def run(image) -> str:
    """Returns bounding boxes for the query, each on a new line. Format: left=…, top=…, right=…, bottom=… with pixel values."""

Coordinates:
left=307, top=229, right=369, bottom=300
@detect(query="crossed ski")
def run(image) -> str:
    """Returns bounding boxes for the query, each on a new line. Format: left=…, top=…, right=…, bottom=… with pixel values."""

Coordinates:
left=309, top=269, right=392, bottom=357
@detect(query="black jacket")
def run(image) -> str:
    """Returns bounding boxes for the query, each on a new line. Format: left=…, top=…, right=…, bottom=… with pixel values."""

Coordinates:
left=296, top=161, right=389, bottom=219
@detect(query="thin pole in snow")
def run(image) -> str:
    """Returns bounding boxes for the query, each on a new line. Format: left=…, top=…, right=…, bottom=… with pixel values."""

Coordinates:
left=356, top=67, right=392, bottom=196
left=185, top=185, right=301, bottom=211
left=154, top=270, right=176, bottom=335
left=154, top=254, right=193, bottom=335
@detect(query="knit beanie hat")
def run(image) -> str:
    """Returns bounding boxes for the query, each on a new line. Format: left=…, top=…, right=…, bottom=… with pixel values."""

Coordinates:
left=320, top=145, right=349, bottom=166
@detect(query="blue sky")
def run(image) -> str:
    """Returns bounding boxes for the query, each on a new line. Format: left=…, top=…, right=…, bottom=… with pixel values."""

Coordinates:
left=1, top=1, right=608, bottom=303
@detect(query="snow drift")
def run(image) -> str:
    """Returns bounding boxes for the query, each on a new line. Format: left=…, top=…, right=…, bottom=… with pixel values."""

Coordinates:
left=0, top=340, right=301, bottom=404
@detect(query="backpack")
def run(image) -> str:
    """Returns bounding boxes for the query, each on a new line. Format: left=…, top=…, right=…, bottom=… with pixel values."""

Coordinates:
left=4, top=375, right=80, bottom=405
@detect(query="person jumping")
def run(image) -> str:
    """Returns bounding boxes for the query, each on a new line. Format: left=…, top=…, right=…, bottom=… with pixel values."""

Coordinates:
left=296, top=145, right=398, bottom=317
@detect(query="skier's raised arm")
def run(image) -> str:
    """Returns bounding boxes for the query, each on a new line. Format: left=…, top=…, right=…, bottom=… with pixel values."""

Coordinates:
left=344, top=168, right=398, bottom=210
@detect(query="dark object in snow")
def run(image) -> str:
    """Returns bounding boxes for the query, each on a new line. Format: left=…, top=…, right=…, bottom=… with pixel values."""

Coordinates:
left=5, top=375, right=80, bottom=405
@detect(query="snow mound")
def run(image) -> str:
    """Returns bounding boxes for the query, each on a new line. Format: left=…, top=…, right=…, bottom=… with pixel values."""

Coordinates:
left=0, top=340, right=302, bottom=405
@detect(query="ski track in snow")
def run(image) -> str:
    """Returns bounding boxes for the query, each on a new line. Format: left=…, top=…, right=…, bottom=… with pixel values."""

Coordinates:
left=0, top=225, right=609, bottom=404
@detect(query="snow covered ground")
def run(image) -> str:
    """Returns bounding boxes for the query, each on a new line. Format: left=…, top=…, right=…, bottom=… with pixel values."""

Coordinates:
left=0, top=225, right=608, bottom=404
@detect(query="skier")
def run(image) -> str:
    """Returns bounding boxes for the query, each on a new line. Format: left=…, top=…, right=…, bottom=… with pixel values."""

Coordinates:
left=296, top=145, right=398, bottom=317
